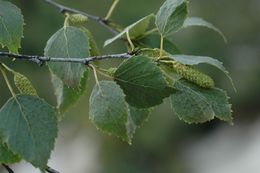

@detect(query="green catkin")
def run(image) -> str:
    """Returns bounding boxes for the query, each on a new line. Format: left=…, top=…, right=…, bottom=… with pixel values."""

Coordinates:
left=137, top=48, right=215, bottom=88
left=14, top=73, right=37, bottom=96
left=137, top=48, right=161, bottom=58
left=172, top=62, right=214, bottom=88
left=67, top=14, right=88, bottom=25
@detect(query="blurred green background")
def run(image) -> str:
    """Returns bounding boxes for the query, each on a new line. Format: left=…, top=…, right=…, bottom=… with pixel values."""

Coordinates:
left=1, top=0, right=260, bottom=173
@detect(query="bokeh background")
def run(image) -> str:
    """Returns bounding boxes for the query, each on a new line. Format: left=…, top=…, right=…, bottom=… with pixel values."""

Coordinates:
left=1, top=0, right=260, bottom=173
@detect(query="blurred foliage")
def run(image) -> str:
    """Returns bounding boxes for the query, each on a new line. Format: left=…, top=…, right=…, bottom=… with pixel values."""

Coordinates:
left=1, top=0, right=260, bottom=172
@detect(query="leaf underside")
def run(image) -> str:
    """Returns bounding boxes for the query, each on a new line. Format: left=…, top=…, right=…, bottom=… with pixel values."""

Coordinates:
left=51, top=70, right=89, bottom=115
left=171, top=80, right=232, bottom=124
left=0, top=0, right=24, bottom=53
left=89, top=81, right=131, bottom=142
left=0, top=95, right=58, bottom=171
left=182, top=17, right=227, bottom=42
left=156, top=0, right=188, bottom=36
left=45, top=26, right=89, bottom=88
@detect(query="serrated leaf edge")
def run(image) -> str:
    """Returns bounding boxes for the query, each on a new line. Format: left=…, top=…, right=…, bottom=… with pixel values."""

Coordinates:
left=89, top=82, right=133, bottom=144
left=0, top=0, right=24, bottom=53
left=0, top=94, right=58, bottom=171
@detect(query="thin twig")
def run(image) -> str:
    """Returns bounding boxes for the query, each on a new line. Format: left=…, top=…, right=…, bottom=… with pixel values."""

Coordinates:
left=159, top=34, right=164, bottom=59
left=0, top=64, right=16, bottom=98
left=2, top=164, right=14, bottom=173
left=89, top=64, right=101, bottom=91
left=44, top=0, right=98, bottom=20
left=46, top=166, right=60, bottom=173
left=44, top=0, right=118, bottom=34
left=0, top=52, right=132, bottom=66
left=104, top=0, right=120, bottom=20
left=126, top=30, right=135, bottom=51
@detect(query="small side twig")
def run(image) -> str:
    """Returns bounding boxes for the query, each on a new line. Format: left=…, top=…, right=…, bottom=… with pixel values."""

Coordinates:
left=46, top=166, right=60, bottom=173
left=104, top=0, right=120, bottom=20
left=44, top=0, right=119, bottom=34
left=2, top=164, right=14, bottom=173
left=89, top=64, right=101, bottom=90
left=0, top=64, right=17, bottom=97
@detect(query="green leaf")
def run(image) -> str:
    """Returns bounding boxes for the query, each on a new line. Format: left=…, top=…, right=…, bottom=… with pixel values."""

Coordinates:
left=64, top=18, right=100, bottom=56
left=0, top=0, right=24, bottom=53
left=171, top=81, right=214, bottom=123
left=129, top=106, right=151, bottom=127
left=0, top=95, right=58, bottom=171
left=44, top=26, right=89, bottom=88
left=89, top=81, right=151, bottom=143
left=80, top=27, right=100, bottom=56
left=14, top=72, right=37, bottom=96
left=124, top=107, right=152, bottom=141
left=104, top=14, right=155, bottom=47
left=135, top=34, right=180, bottom=54
left=156, top=0, right=188, bottom=36
left=0, top=139, right=21, bottom=164
left=183, top=17, right=227, bottom=43
left=171, top=80, right=232, bottom=124
left=89, top=81, right=131, bottom=143
left=51, top=70, right=88, bottom=115
left=114, top=56, right=173, bottom=108
left=168, top=54, right=236, bottom=90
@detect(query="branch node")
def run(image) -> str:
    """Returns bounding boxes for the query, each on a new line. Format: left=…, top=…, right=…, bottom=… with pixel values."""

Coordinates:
left=99, top=18, right=108, bottom=24
left=60, top=9, right=67, bottom=14
left=31, top=57, right=44, bottom=66
left=129, top=48, right=141, bottom=56
left=84, top=60, right=89, bottom=65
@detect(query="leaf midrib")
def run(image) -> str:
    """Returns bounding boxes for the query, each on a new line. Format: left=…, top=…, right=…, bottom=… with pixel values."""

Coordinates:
left=14, top=97, right=37, bottom=155
left=115, top=77, right=167, bottom=91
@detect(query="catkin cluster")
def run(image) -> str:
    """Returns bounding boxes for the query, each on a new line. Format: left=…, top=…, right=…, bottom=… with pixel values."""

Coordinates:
left=162, top=61, right=214, bottom=88
left=14, top=73, right=37, bottom=96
